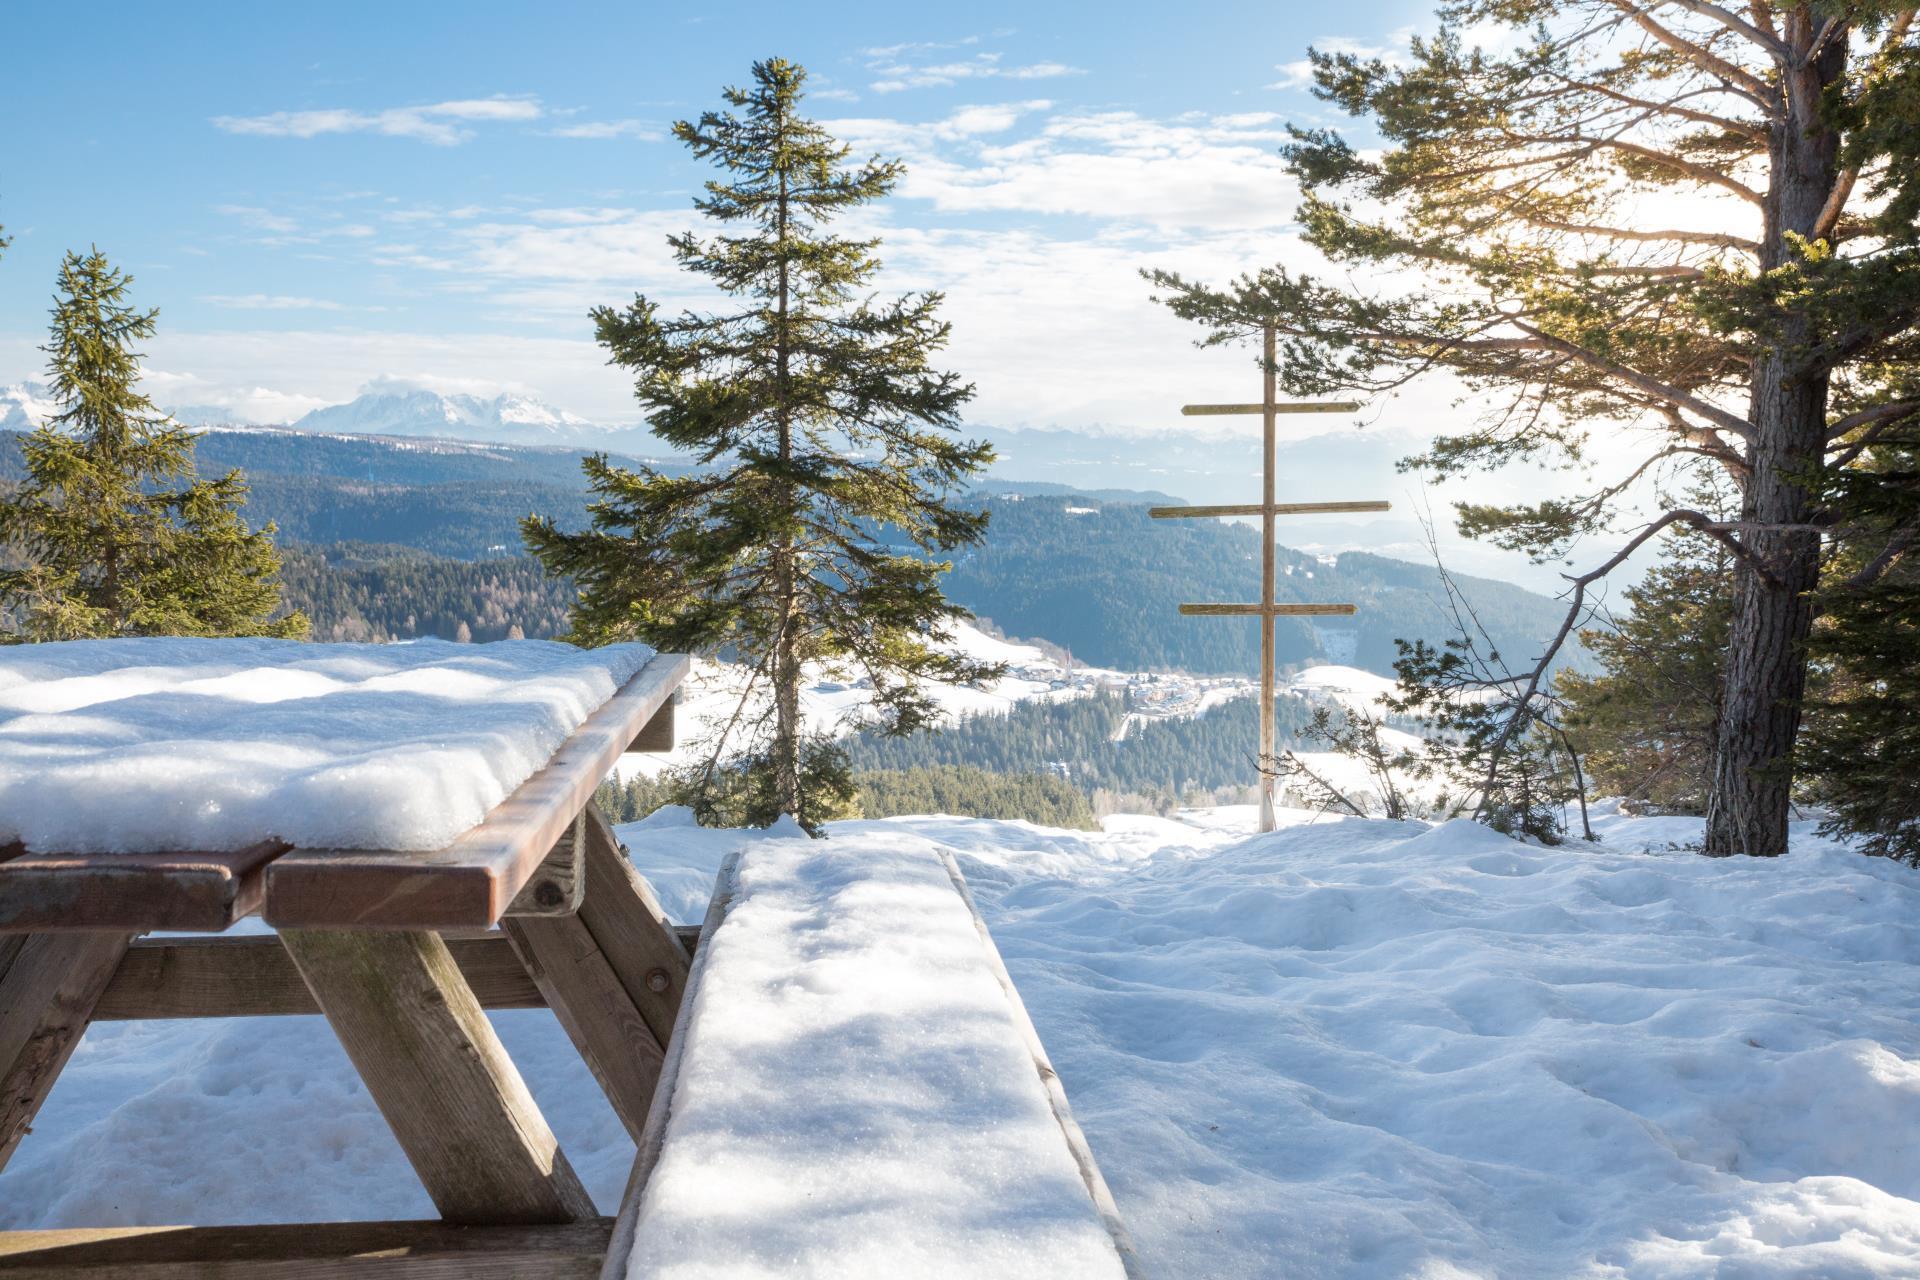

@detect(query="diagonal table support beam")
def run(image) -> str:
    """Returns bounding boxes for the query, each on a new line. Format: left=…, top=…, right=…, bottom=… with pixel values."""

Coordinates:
left=0, top=932, right=132, bottom=1174
left=280, top=928, right=597, bottom=1226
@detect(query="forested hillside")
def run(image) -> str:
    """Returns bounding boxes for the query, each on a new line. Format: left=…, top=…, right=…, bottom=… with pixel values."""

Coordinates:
left=844, top=690, right=1315, bottom=808
left=277, top=544, right=573, bottom=643
left=4, top=427, right=1579, bottom=677
left=948, top=498, right=1569, bottom=674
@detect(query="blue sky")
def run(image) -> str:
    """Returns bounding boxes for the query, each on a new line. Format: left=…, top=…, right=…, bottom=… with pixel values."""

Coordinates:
left=0, top=0, right=1441, bottom=431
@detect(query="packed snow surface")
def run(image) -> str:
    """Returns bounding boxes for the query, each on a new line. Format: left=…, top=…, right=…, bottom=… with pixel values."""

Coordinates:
left=7, top=803, right=1920, bottom=1278
left=0, top=637, right=655, bottom=853
left=624, top=836, right=1128, bottom=1279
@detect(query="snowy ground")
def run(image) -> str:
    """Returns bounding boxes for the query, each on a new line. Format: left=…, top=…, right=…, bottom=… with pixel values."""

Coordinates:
left=8, top=804, right=1920, bottom=1277
left=613, top=621, right=1104, bottom=780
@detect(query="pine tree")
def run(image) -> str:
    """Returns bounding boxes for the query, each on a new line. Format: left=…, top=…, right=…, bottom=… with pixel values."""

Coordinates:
left=1799, top=424, right=1920, bottom=862
left=524, top=59, right=999, bottom=828
left=0, top=249, right=306, bottom=641
left=1560, top=480, right=1739, bottom=815
left=1148, top=5, right=1920, bottom=855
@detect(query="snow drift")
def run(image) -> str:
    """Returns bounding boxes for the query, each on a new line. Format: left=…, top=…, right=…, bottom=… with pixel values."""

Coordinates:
left=4, top=805, right=1919, bottom=1277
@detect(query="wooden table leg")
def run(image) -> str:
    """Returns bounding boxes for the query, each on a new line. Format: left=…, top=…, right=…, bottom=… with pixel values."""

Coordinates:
left=0, top=932, right=131, bottom=1173
left=280, top=928, right=597, bottom=1226
left=503, top=805, right=692, bottom=1143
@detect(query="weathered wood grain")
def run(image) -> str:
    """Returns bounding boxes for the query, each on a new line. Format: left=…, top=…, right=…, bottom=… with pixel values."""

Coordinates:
left=265, top=653, right=690, bottom=930
left=0, top=842, right=288, bottom=933
left=280, top=928, right=596, bottom=1225
left=0, top=1218, right=613, bottom=1278
left=0, top=932, right=131, bottom=1172
left=92, top=933, right=546, bottom=1022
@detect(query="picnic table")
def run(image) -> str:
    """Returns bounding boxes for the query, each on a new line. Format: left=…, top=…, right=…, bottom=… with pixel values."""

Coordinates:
left=0, top=651, right=691, bottom=1278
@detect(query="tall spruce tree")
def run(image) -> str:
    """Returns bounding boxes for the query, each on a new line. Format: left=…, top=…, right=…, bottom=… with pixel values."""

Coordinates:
left=1799, top=424, right=1920, bottom=861
left=1149, top=5, right=1920, bottom=856
left=0, top=249, right=306, bottom=641
left=523, top=59, right=998, bottom=827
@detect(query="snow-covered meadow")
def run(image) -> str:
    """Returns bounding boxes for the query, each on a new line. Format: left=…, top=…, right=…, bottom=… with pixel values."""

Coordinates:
left=7, top=803, right=1920, bottom=1276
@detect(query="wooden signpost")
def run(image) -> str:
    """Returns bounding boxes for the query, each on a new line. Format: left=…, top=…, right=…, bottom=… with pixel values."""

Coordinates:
left=1151, top=323, right=1390, bottom=833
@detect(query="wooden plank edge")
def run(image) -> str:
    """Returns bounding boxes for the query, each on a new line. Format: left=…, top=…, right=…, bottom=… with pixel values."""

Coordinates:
left=0, top=1217, right=613, bottom=1277
left=599, top=849, right=740, bottom=1280
left=263, top=653, right=691, bottom=930
left=0, top=841, right=289, bottom=934
left=627, top=692, right=675, bottom=753
left=936, top=851, right=1149, bottom=1280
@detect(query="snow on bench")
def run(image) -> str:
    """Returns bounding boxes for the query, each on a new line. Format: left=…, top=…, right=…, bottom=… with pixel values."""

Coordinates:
left=0, top=636, right=657, bottom=854
left=608, top=832, right=1141, bottom=1280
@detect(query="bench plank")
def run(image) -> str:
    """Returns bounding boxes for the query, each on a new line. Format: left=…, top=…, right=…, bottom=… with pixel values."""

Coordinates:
left=280, top=929, right=596, bottom=1225
left=265, top=654, right=689, bottom=930
left=0, top=1218, right=613, bottom=1278
left=0, top=842, right=288, bottom=934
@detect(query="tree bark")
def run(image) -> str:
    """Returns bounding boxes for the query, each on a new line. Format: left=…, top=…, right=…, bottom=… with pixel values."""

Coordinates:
left=769, top=129, right=802, bottom=821
left=1705, top=11, right=1845, bottom=857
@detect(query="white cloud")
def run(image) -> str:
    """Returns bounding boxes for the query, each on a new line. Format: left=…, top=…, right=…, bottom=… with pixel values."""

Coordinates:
left=546, top=119, right=663, bottom=141
left=832, top=108, right=1301, bottom=231
left=201, top=294, right=347, bottom=311
left=134, top=367, right=332, bottom=425
left=1269, top=30, right=1418, bottom=90
left=212, top=95, right=543, bottom=146
left=214, top=205, right=299, bottom=233
left=867, top=52, right=1084, bottom=93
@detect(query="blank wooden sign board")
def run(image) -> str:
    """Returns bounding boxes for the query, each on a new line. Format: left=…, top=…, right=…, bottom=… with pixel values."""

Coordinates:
left=0, top=655, right=694, bottom=1278
left=1151, top=323, right=1390, bottom=832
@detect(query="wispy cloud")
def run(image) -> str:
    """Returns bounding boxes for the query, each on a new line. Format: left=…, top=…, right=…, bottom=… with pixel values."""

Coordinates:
left=212, top=95, right=543, bottom=145
left=214, top=205, right=299, bottom=233
left=201, top=294, right=347, bottom=311
left=545, top=119, right=662, bottom=141
left=1269, top=31, right=1417, bottom=90
left=867, top=51, right=1084, bottom=94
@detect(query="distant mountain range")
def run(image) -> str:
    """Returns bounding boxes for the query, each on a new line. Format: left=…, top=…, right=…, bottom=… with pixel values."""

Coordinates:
left=0, top=379, right=657, bottom=452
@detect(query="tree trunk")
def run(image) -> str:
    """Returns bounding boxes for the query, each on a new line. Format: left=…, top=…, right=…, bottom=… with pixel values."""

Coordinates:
left=1704, top=13, right=1845, bottom=857
left=768, top=146, right=802, bottom=822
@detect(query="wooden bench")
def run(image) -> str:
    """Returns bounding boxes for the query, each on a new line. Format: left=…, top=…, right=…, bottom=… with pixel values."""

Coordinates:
left=602, top=838, right=1147, bottom=1279
left=0, top=654, right=691, bottom=1278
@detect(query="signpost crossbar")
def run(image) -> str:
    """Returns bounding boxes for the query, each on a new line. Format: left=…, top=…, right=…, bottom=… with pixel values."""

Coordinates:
left=1178, top=603, right=1358, bottom=617
left=1150, top=502, right=1390, bottom=519
left=1157, top=324, right=1391, bottom=833
left=1181, top=402, right=1360, bottom=416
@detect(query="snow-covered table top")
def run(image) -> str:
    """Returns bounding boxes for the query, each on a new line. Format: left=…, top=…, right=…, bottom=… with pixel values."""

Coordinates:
left=0, top=637, right=657, bottom=855
left=618, top=833, right=1134, bottom=1280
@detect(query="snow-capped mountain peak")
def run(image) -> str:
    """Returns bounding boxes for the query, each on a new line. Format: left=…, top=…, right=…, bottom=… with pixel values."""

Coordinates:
left=0, top=382, right=59, bottom=432
left=288, top=381, right=626, bottom=448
